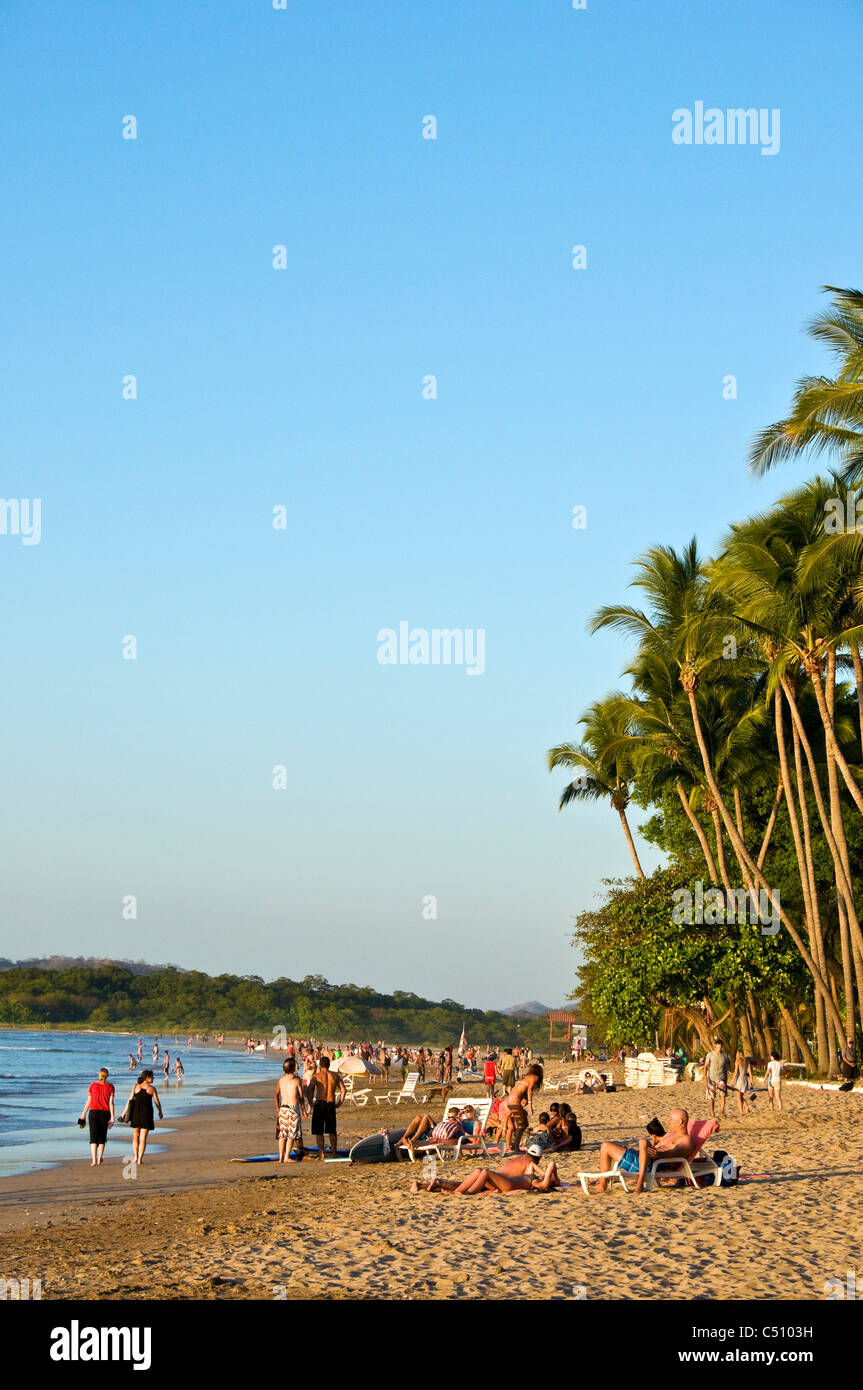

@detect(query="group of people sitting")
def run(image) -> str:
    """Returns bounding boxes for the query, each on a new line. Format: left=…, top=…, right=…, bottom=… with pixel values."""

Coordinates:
left=396, top=1095, right=582, bottom=1160
left=409, top=1105, right=708, bottom=1198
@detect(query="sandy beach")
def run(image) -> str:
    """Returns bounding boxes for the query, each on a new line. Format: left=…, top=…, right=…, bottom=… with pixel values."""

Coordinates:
left=1, top=1064, right=860, bottom=1301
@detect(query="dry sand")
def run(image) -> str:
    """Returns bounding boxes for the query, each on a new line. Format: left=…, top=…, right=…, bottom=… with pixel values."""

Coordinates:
left=1, top=1065, right=860, bottom=1300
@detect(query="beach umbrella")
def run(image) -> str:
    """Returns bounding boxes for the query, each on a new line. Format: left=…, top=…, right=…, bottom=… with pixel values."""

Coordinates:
left=333, top=1055, right=381, bottom=1076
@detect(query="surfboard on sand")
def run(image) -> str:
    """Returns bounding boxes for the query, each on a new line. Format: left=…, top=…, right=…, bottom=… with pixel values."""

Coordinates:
left=230, top=1147, right=350, bottom=1163
left=348, top=1127, right=408, bottom=1164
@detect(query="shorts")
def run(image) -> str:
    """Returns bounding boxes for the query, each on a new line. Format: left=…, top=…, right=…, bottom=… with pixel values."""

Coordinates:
left=618, top=1146, right=641, bottom=1174
left=278, top=1104, right=302, bottom=1145
left=706, top=1079, right=727, bottom=1096
left=311, top=1100, right=337, bottom=1135
left=88, top=1110, right=110, bottom=1145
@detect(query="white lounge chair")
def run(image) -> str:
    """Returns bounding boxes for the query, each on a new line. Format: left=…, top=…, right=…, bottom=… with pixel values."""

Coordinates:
left=373, top=1072, right=424, bottom=1105
left=404, top=1097, right=495, bottom=1163
left=344, top=1076, right=372, bottom=1107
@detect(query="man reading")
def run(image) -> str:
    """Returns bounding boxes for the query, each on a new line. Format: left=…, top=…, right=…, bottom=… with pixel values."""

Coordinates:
left=597, top=1107, right=700, bottom=1195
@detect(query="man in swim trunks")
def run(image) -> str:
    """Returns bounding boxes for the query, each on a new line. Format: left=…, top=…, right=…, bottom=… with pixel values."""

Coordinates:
left=275, top=1058, right=308, bottom=1163
left=596, top=1107, right=698, bottom=1195
left=703, top=1040, right=730, bottom=1118
left=309, top=1055, right=347, bottom=1159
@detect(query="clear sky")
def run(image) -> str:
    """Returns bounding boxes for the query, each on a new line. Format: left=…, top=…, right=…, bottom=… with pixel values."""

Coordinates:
left=1, top=0, right=861, bottom=1010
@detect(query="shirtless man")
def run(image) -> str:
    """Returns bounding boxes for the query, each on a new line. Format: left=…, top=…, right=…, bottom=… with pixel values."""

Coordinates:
left=496, top=1064, right=544, bottom=1150
left=309, top=1056, right=347, bottom=1158
left=597, top=1107, right=699, bottom=1195
left=275, top=1058, right=308, bottom=1163
left=410, top=1153, right=561, bottom=1196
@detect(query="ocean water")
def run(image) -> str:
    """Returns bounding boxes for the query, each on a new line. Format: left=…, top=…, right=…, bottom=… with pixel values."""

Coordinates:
left=0, top=1029, right=278, bottom=1177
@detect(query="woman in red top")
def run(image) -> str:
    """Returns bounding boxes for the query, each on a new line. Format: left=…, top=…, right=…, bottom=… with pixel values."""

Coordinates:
left=79, top=1067, right=115, bottom=1166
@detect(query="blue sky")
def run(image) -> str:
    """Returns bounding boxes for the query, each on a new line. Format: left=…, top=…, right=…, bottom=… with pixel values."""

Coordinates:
left=1, top=0, right=861, bottom=1010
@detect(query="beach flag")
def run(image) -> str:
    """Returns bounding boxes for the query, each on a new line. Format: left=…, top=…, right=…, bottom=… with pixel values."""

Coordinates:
left=459, top=1025, right=468, bottom=1053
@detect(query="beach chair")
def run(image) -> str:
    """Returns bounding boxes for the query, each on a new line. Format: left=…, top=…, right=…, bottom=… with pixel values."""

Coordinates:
left=543, top=1076, right=568, bottom=1094
left=576, top=1119, right=721, bottom=1193
left=643, top=1118, right=721, bottom=1190
left=344, top=1076, right=372, bottom=1107
left=373, top=1072, right=424, bottom=1105
left=404, top=1097, right=495, bottom=1163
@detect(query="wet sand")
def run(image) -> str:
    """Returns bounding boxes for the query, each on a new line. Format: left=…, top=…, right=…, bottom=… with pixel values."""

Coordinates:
left=0, top=1067, right=860, bottom=1300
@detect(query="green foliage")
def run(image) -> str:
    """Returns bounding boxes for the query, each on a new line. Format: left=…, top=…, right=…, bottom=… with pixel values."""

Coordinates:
left=0, top=964, right=550, bottom=1047
left=573, top=867, right=808, bottom=1047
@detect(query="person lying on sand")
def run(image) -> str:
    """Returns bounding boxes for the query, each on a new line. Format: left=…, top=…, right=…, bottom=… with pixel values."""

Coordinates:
left=596, top=1107, right=699, bottom=1195
left=410, top=1157, right=561, bottom=1196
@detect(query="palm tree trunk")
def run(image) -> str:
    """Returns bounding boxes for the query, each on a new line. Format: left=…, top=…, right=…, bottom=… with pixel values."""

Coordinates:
left=791, top=716, right=836, bottom=1071
left=780, top=676, right=863, bottom=965
left=757, top=782, right=783, bottom=869
left=850, top=643, right=863, bottom=756
left=733, top=784, right=745, bottom=839
left=805, top=658, right=863, bottom=818
left=710, top=808, right=731, bottom=888
left=683, top=680, right=846, bottom=1040
left=676, top=780, right=718, bottom=882
left=774, top=690, right=830, bottom=1066
left=779, top=1003, right=817, bottom=1074
left=826, top=651, right=858, bottom=1037
left=616, top=806, right=646, bottom=880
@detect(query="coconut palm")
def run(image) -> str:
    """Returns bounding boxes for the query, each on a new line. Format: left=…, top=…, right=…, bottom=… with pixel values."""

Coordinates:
left=749, top=287, right=863, bottom=486
left=548, top=699, right=646, bottom=879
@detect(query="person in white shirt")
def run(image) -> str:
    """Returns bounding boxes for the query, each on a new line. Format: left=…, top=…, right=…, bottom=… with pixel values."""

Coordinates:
left=765, top=1051, right=784, bottom=1111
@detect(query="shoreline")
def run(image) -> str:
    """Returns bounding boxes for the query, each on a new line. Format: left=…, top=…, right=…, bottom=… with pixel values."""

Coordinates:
left=0, top=1074, right=281, bottom=1232
left=0, top=1063, right=860, bottom=1299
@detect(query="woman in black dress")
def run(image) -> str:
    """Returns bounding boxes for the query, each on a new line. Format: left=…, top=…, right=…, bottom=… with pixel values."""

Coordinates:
left=129, top=1069, right=163, bottom=1165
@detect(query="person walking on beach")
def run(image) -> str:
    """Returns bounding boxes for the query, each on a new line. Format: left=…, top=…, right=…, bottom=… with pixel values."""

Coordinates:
left=765, top=1051, right=784, bottom=1111
left=730, top=1051, right=755, bottom=1115
left=163, top=1050, right=170, bottom=1078
left=703, top=1039, right=730, bottom=1118
left=498, top=1048, right=516, bottom=1092
left=128, top=1069, right=163, bottom=1165
left=309, top=1056, right=346, bottom=1159
left=79, top=1067, right=115, bottom=1166
left=275, top=1058, right=307, bottom=1163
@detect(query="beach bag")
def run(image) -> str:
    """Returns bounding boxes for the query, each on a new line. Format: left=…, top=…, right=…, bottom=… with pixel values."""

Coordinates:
left=712, top=1149, right=739, bottom=1185
left=118, top=1089, right=135, bottom=1125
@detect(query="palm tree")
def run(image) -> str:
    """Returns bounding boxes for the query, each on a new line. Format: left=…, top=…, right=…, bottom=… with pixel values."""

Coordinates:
left=548, top=699, right=646, bottom=879
left=590, top=541, right=848, bottom=1044
left=749, top=287, right=863, bottom=486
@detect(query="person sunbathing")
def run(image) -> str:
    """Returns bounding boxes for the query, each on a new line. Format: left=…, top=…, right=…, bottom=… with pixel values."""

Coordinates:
left=410, top=1156, right=561, bottom=1195
left=572, top=1069, right=607, bottom=1094
left=398, top=1106, right=463, bottom=1153
left=596, top=1107, right=698, bottom=1195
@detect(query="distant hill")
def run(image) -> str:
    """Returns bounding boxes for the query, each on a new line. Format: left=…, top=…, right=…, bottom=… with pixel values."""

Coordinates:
left=503, top=1000, right=555, bottom=1018
left=0, top=956, right=181, bottom=976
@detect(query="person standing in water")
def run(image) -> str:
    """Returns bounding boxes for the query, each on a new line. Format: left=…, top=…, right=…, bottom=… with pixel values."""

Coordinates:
left=79, top=1067, right=115, bottom=1166
left=128, top=1070, right=163, bottom=1165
